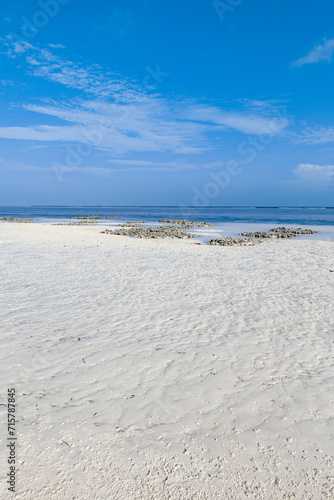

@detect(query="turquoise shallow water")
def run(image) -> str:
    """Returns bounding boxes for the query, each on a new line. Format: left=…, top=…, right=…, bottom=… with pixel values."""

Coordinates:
left=1, top=206, right=334, bottom=241
left=0, top=206, right=333, bottom=225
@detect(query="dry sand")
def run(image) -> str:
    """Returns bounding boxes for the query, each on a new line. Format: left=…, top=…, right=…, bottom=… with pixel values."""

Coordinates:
left=0, top=223, right=333, bottom=499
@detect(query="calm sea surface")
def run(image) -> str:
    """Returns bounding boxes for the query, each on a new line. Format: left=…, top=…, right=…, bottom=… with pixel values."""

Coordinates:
left=1, top=206, right=334, bottom=241
left=1, top=206, right=334, bottom=224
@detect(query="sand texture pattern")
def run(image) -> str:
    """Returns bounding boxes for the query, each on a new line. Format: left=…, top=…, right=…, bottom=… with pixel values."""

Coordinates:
left=0, top=223, right=333, bottom=499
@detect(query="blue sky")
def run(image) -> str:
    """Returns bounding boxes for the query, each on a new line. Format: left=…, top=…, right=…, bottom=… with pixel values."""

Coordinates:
left=0, top=0, right=334, bottom=206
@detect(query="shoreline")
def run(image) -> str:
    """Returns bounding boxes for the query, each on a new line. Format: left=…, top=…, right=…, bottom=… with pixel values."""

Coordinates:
left=1, top=219, right=334, bottom=244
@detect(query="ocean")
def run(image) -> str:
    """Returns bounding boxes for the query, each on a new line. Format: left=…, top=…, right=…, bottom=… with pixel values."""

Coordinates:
left=1, top=206, right=334, bottom=241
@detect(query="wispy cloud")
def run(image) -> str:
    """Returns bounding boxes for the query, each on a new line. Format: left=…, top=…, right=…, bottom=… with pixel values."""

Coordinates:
left=3, top=38, right=33, bottom=58
left=1, top=79, right=15, bottom=86
left=293, top=163, right=334, bottom=184
left=1, top=99, right=208, bottom=155
left=2, top=37, right=130, bottom=97
left=292, top=38, right=334, bottom=68
left=47, top=43, right=66, bottom=49
left=0, top=40, right=208, bottom=155
left=0, top=157, right=111, bottom=176
left=185, top=105, right=288, bottom=135
left=0, top=38, right=290, bottom=166
left=108, top=158, right=249, bottom=172
left=293, top=125, right=334, bottom=145
left=107, top=159, right=199, bottom=172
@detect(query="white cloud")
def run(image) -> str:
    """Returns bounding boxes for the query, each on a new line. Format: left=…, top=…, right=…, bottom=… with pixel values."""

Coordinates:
left=0, top=39, right=290, bottom=166
left=293, top=163, right=334, bottom=184
left=5, top=100, right=208, bottom=155
left=185, top=105, right=288, bottom=135
left=1, top=36, right=33, bottom=58
left=293, top=126, right=334, bottom=145
left=292, top=38, right=334, bottom=67
left=47, top=43, right=66, bottom=49
left=0, top=40, right=211, bottom=154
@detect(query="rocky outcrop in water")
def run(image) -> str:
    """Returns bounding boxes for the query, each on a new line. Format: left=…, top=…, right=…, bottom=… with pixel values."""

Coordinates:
left=240, top=231, right=296, bottom=239
left=209, top=237, right=257, bottom=246
left=270, top=227, right=317, bottom=235
left=241, top=227, right=317, bottom=239
left=69, top=216, right=103, bottom=219
left=116, top=221, right=145, bottom=227
left=103, top=225, right=196, bottom=239
left=69, top=216, right=122, bottom=220
left=53, top=221, right=98, bottom=225
left=159, top=219, right=215, bottom=228
left=159, top=219, right=193, bottom=224
left=0, top=217, right=35, bottom=223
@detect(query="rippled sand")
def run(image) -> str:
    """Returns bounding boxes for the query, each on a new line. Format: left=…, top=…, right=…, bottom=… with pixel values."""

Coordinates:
left=0, top=223, right=333, bottom=499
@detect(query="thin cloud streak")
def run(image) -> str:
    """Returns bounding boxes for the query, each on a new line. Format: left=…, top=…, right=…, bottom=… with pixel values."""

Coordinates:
left=0, top=157, right=111, bottom=176
left=292, top=38, right=334, bottom=67
left=185, top=105, right=288, bottom=135
left=293, top=126, right=334, bottom=145
left=107, top=159, right=199, bottom=171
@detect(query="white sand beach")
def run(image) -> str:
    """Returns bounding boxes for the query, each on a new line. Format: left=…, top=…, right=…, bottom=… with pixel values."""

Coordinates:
left=0, top=222, right=333, bottom=499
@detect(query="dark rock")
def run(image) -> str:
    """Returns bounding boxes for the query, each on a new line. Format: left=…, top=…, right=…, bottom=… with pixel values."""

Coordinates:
left=209, top=237, right=257, bottom=246
left=270, top=227, right=317, bottom=235
left=159, top=219, right=215, bottom=228
left=116, top=221, right=145, bottom=227
left=53, top=221, right=98, bottom=226
left=0, top=217, right=35, bottom=223
left=103, top=225, right=196, bottom=239
left=240, top=231, right=296, bottom=239
left=69, top=216, right=103, bottom=219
